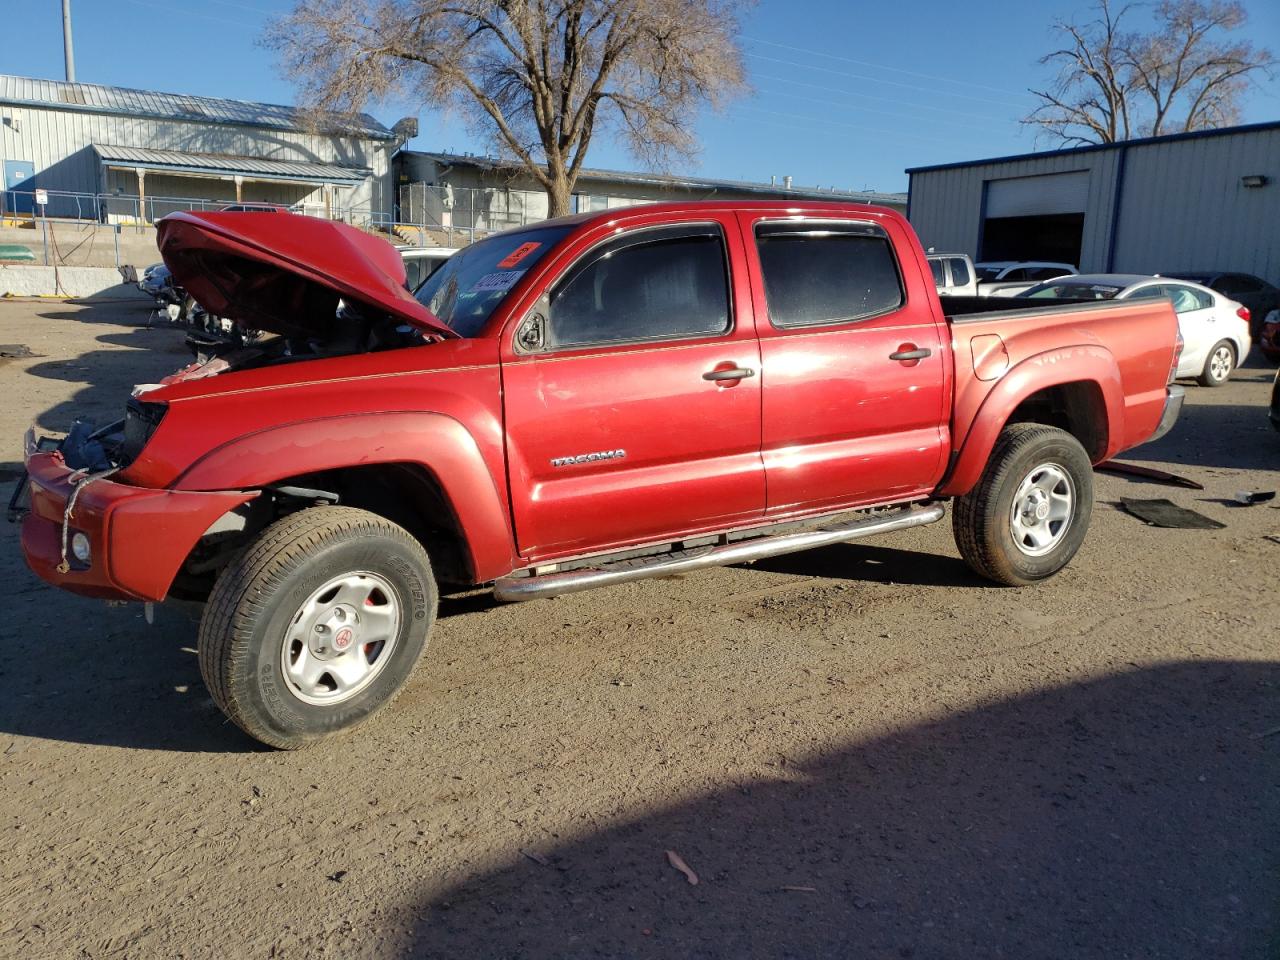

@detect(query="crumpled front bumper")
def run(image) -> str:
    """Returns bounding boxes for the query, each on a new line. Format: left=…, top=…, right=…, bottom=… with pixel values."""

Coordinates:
left=17, top=430, right=255, bottom=601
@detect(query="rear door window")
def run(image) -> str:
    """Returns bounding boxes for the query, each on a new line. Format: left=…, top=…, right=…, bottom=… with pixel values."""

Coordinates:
left=948, top=258, right=971, bottom=286
left=547, top=225, right=731, bottom=349
left=1163, top=284, right=1213, bottom=313
left=754, top=222, right=904, bottom=328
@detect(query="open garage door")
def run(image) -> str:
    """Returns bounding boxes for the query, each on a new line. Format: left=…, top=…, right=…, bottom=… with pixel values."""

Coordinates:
left=981, top=171, right=1089, bottom=266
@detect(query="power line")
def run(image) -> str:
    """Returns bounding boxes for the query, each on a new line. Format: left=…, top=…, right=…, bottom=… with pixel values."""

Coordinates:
left=751, top=75, right=1014, bottom=130
left=745, top=52, right=1030, bottom=109
left=733, top=105, right=990, bottom=148
left=744, top=36, right=1030, bottom=97
left=752, top=72, right=1012, bottom=123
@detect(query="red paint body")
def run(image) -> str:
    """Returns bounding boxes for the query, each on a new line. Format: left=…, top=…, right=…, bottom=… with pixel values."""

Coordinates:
left=20, top=202, right=1180, bottom=602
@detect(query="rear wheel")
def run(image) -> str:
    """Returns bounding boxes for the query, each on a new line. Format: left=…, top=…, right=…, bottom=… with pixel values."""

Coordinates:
left=198, top=506, right=437, bottom=749
left=953, top=424, right=1093, bottom=586
left=1198, top=340, right=1235, bottom=387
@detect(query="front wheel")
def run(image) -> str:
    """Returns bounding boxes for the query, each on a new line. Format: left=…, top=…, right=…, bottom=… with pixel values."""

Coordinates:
left=198, top=506, right=437, bottom=749
left=953, top=424, right=1094, bottom=586
left=1198, top=340, right=1235, bottom=387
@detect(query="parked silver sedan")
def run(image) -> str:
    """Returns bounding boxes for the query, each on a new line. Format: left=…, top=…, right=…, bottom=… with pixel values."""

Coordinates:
left=1017, top=273, right=1253, bottom=387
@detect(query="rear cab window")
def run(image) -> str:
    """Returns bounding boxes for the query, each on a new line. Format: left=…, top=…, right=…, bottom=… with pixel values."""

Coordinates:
left=754, top=221, right=904, bottom=327
left=948, top=258, right=971, bottom=286
left=929, top=259, right=946, bottom=286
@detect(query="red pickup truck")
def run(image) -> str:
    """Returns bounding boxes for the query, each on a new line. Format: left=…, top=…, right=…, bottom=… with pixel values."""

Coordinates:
left=15, top=203, right=1183, bottom=748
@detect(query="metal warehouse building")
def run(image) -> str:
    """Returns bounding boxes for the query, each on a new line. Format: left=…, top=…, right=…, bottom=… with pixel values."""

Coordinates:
left=0, top=74, right=403, bottom=223
left=906, top=121, right=1280, bottom=282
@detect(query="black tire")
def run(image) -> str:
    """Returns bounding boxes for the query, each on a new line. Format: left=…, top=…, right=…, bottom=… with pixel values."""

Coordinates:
left=953, top=424, right=1093, bottom=586
left=198, top=506, right=437, bottom=749
left=1198, top=340, right=1235, bottom=387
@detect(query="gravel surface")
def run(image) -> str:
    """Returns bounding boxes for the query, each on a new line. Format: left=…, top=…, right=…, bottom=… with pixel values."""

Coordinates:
left=1, top=297, right=1277, bottom=959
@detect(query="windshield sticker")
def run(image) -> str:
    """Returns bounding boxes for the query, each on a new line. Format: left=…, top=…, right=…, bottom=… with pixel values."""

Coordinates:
left=497, top=241, right=542, bottom=269
left=469, top=271, right=525, bottom=293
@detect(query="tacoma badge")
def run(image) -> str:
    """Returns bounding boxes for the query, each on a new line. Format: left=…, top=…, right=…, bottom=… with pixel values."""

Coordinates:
left=551, top=449, right=627, bottom=467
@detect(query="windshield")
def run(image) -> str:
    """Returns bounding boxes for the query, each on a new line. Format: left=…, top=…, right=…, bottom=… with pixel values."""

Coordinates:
left=975, top=266, right=1006, bottom=282
left=1018, top=281, right=1124, bottom=300
left=414, top=225, right=572, bottom=336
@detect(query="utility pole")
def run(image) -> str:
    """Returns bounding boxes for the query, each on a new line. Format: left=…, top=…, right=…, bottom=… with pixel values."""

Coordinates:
left=62, top=0, right=76, bottom=83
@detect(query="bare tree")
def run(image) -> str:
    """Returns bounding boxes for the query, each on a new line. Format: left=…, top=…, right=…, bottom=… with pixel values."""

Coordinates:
left=1024, top=0, right=1274, bottom=146
left=266, top=0, right=750, bottom=217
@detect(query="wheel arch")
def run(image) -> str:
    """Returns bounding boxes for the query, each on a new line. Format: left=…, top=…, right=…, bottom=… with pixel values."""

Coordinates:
left=940, top=347, right=1123, bottom=497
left=173, top=412, right=517, bottom=585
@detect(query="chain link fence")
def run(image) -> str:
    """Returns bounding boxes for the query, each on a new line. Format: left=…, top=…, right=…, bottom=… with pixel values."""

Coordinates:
left=0, top=182, right=639, bottom=269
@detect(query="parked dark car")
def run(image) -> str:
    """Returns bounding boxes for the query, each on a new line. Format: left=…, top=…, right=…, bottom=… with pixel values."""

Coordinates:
left=1166, top=272, right=1280, bottom=338
left=1271, top=365, right=1280, bottom=432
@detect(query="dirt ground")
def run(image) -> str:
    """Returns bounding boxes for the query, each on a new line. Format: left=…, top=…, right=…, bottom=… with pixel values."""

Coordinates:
left=0, top=296, right=1277, bottom=960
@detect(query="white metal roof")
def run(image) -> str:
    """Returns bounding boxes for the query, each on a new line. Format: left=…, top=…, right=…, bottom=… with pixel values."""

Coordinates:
left=93, top=144, right=371, bottom=184
left=0, top=74, right=394, bottom=140
left=408, top=151, right=907, bottom=205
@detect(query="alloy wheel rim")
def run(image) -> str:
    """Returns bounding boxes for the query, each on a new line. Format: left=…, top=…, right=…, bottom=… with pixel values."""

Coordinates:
left=280, top=571, right=401, bottom=706
left=1009, top=462, right=1075, bottom=557
left=1210, top=346, right=1232, bottom=381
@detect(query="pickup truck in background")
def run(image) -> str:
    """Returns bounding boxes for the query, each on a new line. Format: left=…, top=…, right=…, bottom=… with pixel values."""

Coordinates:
left=926, top=251, right=977, bottom=296
left=976, top=261, right=1078, bottom=297
left=14, top=203, right=1184, bottom=748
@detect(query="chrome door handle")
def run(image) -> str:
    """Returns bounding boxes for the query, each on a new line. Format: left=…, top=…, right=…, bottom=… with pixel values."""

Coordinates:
left=889, top=347, right=931, bottom=361
left=703, top=367, right=756, bottom=381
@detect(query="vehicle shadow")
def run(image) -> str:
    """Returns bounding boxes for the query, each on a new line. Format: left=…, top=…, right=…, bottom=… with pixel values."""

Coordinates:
left=0, top=565, right=257, bottom=752
left=22, top=328, right=189, bottom=434
left=401, top=660, right=1279, bottom=959
left=736, top=541, right=986, bottom=588
left=1121, top=399, right=1279, bottom=472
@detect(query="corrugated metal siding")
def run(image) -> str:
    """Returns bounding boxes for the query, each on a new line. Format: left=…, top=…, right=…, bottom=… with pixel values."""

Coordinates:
left=1113, top=128, right=1280, bottom=279
left=0, top=103, right=393, bottom=216
left=908, top=151, right=1119, bottom=269
left=908, top=126, right=1279, bottom=281
left=0, top=74, right=392, bottom=139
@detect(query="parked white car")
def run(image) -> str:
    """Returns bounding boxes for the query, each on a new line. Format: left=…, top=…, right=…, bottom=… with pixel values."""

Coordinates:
left=1017, top=273, right=1252, bottom=387
left=975, top=261, right=1078, bottom=297
left=925, top=252, right=978, bottom=297
left=399, top=246, right=458, bottom=291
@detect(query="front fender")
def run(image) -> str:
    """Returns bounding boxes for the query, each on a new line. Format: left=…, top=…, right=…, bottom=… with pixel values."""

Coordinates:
left=173, top=412, right=516, bottom=581
left=938, top=345, right=1125, bottom=497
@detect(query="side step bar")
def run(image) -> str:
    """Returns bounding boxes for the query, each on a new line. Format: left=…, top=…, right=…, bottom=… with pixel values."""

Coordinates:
left=493, top=503, right=946, bottom=602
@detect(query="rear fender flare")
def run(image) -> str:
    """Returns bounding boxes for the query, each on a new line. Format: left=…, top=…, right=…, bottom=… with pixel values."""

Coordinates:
left=939, top=345, right=1124, bottom=497
left=174, top=412, right=515, bottom=581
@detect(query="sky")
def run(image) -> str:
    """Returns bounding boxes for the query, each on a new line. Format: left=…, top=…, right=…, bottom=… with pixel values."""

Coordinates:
left=5, top=0, right=1279, bottom=193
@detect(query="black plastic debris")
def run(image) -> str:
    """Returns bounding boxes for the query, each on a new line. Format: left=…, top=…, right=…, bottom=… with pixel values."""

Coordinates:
left=1120, top=497, right=1224, bottom=529
left=1234, top=490, right=1277, bottom=506
left=1095, top=461, right=1204, bottom=490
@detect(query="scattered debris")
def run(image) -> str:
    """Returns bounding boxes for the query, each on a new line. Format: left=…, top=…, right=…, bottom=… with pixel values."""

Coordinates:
left=1234, top=490, right=1276, bottom=506
left=519, top=848, right=550, bottom=866
left=781, top=885, right=817, bottom=893
left=1096, top=461, right=1203, bottom=490
left=1265, top=535, right=1280, bottom=546
left=665, top=850, right=699, bottom=885
left=1250, top=725, right=1280, bottom=740
left=1120, top=498, right=1225, bottom=530
left=327, top=870, right=348, bottom=883
left=0, top=344, right=36, bottom=360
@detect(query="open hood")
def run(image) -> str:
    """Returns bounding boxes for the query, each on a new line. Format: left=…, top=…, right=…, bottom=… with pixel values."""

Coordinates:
left=156, top=211, right=456, bottom=339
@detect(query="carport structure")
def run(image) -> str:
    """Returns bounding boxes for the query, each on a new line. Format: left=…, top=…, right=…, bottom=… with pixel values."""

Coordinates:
left=92, top=145, right=371, bottom=221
